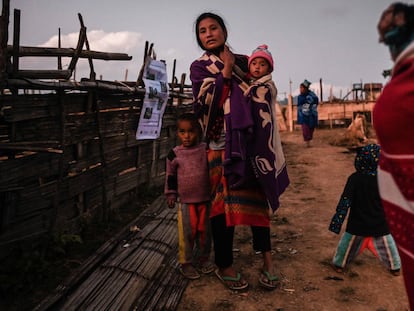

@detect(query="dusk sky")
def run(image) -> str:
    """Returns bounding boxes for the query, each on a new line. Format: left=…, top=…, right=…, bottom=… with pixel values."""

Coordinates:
left=8, top=0, right=395, bottom=100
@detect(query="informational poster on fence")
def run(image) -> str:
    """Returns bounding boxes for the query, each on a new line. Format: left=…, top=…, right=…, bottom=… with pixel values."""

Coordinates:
left=135, top=58, right=169, bottom=140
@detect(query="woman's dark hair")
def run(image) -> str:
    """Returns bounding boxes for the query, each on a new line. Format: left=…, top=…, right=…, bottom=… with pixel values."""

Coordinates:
left=385, top=2, right=414, bottom=46
left=195, top=12, right=227, bottom=50
left=393, top=2, right=414, bottom=28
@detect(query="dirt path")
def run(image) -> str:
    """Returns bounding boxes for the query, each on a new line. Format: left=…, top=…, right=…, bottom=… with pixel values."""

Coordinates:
left=177, top=128, right=409, bottom=311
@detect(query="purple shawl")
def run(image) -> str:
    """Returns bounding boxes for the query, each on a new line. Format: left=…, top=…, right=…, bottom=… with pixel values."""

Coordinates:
left=190, top=52, right=253, bottom=187
left=191, top=54, right=289, bottom=211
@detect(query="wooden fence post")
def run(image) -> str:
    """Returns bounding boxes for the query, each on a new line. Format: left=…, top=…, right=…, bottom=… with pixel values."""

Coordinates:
left=0, top=0, right=9, bottom=90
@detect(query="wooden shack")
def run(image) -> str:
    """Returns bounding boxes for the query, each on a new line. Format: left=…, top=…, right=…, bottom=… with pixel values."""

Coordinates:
left=291, top=100, right=376, bottom=128
left=0, top=0, right=192, bottom=259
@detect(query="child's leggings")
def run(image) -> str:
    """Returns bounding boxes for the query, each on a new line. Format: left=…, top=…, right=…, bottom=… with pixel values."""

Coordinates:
left=177, top=202, right=212, bottom=265
left=332, top=232, right=401, bottom=271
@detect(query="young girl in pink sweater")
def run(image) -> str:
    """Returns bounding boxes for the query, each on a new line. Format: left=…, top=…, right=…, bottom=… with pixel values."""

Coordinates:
left=164, top=112, right=214, bottom=279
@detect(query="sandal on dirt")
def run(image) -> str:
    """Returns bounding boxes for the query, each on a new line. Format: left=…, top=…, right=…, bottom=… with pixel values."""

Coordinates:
left=214, top=268, right=249, bottom=290
left=199, top=261, right=215, bottom=274
left=259, top=270, right=280, bottom=289
left=179, top=264, right=200, bottom=280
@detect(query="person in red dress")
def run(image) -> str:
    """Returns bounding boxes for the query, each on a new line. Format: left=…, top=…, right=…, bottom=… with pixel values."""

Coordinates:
left=373, top=2, right=414, bottom=308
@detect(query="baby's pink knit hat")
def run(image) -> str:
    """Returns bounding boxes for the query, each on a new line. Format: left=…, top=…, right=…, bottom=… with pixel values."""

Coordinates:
left=248, top=44, right=274, bottom=72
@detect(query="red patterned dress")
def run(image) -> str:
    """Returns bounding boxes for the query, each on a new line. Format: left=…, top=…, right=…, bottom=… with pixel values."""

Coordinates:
left=373, top=41, right=414, bottom=308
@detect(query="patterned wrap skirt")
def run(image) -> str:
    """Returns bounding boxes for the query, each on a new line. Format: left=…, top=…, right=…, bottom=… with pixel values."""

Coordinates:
left=208, top=149, right=270, bottom=227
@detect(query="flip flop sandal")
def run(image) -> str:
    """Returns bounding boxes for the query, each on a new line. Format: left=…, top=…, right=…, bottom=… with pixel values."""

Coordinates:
left=214, top=268, right=249, bottom=290
left=259, top=270, right=280, bottom=289
left=199, top=261, right=215, bottom=274
left=179, top=264, right=200, bottom=280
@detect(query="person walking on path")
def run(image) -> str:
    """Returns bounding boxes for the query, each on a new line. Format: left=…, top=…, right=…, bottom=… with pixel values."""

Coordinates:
left=190, top=13, right=289, bottom=291
left=164, top=112, right=215, bottom=280
left=329, top=144, right=401, bottom=275
left=374, top=2, right=414, bottom=308
left=297, top=79, right=319, bottom=147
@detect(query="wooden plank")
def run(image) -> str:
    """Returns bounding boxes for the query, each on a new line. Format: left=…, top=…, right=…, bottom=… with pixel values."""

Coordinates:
left=2, top=98, right=60, bottom=121
left=0, top=212, right=49, bottom=246
left=14, top=182, right=55, bottom=216
left=102, top=135, right=136, bottom=154
left=0, top=124, right=9, bottom=142
left=6, top=45, right=132, bottom=60
left=84, top=209, right=177, bottom=309
left=63, top=113, right=98, bottom=144
left=61, top=266, right=120, bottom=310
left=0, top=0, right=10, bottom=84
left=77, top=14, right=96, bottom=80
left=83, top=187, right=103, bottom=210
left=137, top=140, right=154, bottom=164
left=5, top=78, right=147, bottom=94
left=113, top=169, right=139, bottom=196
left=12, top=117, right=61, bottom=142
left=35, top=197, right=172, bottom=310
left=121, top=212, right=180, bottom=310
left=158, top=136, right=174, bottom=159
left=106, top=153, right=137, bottom=176
left=12, top=9, right=20, bottom=77
left=14, top=69, right=72, bottom=80
left=65, top=25, right=86, bottom=78
left=67, top=156, right=103, bottom=176
left=2, top=93, right=87, bottom=117
left=134, top=252, right=187, bottom=311
left=95, top=110, right=139, bottom=136
left=34, top=249, right=121, bottom=310
left=0, top=152, right=60, bottom=185
left=0, top=142, right=62, bottom=153
left=64, top=140, right=141, bottom=175
left=97, top=94, right=143, bottom=110
left=63, top=166, right=104, bottom=198
left=84, top=267, right=142, bottom=309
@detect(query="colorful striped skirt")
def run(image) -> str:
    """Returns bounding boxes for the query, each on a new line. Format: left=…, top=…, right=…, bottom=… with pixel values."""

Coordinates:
left=208, top=149, right=269, bottom=227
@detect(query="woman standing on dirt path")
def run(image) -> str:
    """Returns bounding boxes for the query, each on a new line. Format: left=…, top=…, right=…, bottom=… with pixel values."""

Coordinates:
left=374, top=2, right=414, bottom=309
left=190, top=12, right=289, bottom=291
left=297, top=79, right=319, bottom=147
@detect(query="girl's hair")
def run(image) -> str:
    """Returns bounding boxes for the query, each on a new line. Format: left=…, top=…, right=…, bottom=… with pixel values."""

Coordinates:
left=194, top=12, right=227, bottom=50
left=177, top=112, right=202, bottom=136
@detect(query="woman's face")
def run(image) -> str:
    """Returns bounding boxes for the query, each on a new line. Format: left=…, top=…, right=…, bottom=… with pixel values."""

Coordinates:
left=299, top=85, right=307, bottom=94
left=197, top=17, right=226, bottom=51
left=377, top=4, right=396, bottom=43
left=377, top=4, right=409, bottom=61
